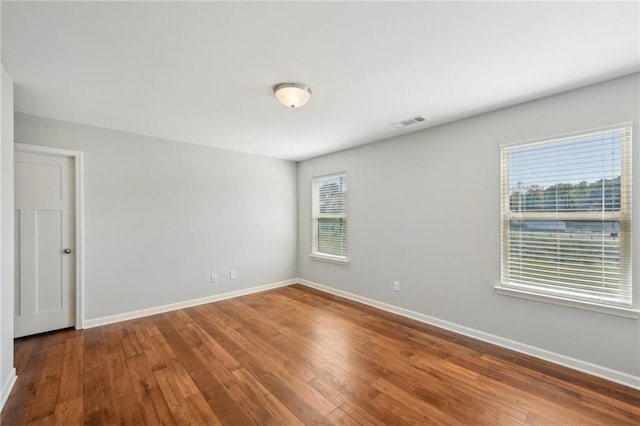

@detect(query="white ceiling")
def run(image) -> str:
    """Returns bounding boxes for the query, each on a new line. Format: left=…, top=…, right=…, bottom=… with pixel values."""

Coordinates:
left=2, top=1, right=639, bottom=161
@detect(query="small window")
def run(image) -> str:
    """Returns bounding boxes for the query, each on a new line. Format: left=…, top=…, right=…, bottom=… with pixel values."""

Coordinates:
left=311, top=172, right=348, bottom=264
left=499, top=125, right=632, bottom=309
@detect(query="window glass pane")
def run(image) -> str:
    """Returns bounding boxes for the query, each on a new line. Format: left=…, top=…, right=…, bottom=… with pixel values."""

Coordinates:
left=317, top=218, right=347, bottom=256
left=508, top=220, right=621, bottom=295
left=508, top=133, right=622, bottom=212
left=318, top=175, right=347, bottom=214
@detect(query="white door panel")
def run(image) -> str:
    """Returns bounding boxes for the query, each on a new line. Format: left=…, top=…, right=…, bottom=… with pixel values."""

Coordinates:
left=14, top=151, right=75, bottom=337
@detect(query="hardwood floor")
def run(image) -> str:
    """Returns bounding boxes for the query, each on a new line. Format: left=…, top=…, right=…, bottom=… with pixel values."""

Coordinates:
left=2, top=284, right=639, bottom=425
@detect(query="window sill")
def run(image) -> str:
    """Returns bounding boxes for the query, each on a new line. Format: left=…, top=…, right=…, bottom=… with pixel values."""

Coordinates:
left=309, top=253, right=350, bottom=265
left=494, top=285, right=639, bottom=319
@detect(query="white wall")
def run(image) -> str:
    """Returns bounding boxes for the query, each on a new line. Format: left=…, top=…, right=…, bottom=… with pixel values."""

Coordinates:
left=14, top=114, right=298, bottom=321
left=0, top=64, right=16, bottom=409
left=298, top=73, right=640, bottom=383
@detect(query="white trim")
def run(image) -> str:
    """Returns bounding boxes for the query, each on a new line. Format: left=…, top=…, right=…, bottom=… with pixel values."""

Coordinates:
left=311, top=170, right=348, bottom=181
left=298, top=278, right=640, bottom=390
left=0, top=368, right=17, bottom=411
left=309, top=253, right=350, bottom=265
left=83, top=279, right=297, bottom=329
left=15, top=143, right=82, bottom=158
left=14, top=143, right=85, bottom=329
left=494, top=285, right=639, bottom=319
left=499, top=121, right=633, bottom=149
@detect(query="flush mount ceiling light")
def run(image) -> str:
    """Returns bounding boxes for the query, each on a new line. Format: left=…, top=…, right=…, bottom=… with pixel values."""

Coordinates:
left=273, top=83, right=312, bottom=108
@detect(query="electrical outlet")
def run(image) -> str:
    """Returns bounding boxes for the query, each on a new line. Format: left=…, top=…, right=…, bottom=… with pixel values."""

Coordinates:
left=210, top=273, right=217, bottom=283
left=230, top=270, right=237, bottom=280
left=393, top=281, right=400, bottom=292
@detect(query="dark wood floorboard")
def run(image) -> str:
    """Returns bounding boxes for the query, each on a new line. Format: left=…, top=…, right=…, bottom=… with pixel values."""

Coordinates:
left=2, top=284, right=639, bottom=425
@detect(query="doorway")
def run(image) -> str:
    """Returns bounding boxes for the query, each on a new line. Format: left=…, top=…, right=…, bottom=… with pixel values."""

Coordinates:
left=14, top=144, right=84, bottom=337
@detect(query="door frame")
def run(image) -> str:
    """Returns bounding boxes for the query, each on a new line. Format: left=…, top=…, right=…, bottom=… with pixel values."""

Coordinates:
left=14, top=143, right=85, bottom=330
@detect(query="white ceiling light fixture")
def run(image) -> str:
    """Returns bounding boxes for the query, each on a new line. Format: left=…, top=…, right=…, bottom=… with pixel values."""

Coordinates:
left=273, top=83, right=312, bottom=108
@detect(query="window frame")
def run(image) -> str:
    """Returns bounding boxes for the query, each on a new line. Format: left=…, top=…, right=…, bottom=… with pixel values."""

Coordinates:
left=495, top=124, right=638, bottom=318
left=310, top=172, right=349, bottom=265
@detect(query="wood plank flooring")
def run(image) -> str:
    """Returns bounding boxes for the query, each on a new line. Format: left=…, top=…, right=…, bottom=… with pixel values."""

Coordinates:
left=2, top=284, right=639, bottom=425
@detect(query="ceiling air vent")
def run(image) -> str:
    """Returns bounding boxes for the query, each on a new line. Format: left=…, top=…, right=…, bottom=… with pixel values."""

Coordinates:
left=391, top=115, right=427, bottom=129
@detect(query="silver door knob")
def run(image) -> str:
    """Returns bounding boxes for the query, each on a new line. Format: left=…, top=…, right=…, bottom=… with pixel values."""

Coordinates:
left=63, top=248, right=72, bottom=254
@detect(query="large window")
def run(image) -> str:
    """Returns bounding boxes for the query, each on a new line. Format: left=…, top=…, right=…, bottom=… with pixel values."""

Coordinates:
left=499, top=125, right=633, bottom=312
left=311, top=172, right=348, bottom=263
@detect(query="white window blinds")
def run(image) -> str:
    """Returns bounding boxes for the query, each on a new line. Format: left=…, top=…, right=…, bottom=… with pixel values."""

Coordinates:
left=312, top=173, right=348, bottom=259
left=500, top=125, right=632, bottom=307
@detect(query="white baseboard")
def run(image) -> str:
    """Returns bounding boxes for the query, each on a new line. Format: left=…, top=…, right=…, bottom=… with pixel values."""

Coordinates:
left=298, top=279, right=640, bottom=391
left=0, top=368, right=17, bottom=412
left=83, top=279, right=297, bottom=329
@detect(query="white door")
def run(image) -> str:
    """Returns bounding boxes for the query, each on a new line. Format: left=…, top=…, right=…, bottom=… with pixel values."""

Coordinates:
left=14, top=151, right=75, bottom=337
